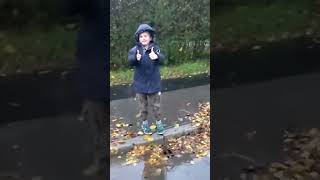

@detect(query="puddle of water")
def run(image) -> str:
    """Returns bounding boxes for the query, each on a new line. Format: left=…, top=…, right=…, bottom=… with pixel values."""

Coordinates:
left=111, top=154, right=210, bottom=180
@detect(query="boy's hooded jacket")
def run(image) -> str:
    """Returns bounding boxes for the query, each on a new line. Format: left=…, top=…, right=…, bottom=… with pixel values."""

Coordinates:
left=128, top=24, right=165, bottom=94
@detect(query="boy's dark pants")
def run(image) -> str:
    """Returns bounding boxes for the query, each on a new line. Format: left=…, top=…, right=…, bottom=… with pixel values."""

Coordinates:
left=136, top=92, right=161, bottom=121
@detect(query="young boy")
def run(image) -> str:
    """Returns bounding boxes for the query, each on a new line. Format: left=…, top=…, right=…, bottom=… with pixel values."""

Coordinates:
left=128, top=24, right=165, bottom=135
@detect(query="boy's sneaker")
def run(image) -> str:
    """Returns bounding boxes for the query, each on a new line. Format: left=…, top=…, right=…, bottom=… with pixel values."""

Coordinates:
left=141, top=121, right=152, bottom=135
left=156, top=120, right=165, bottom=135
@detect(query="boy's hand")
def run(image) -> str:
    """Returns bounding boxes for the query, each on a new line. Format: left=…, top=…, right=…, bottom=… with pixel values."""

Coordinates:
left=149, top=47, right=158, bottom=60
left=136, top=50, right=141, bottom=61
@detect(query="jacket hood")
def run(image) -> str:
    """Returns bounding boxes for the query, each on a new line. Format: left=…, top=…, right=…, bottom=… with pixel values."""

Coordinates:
left=135, top=24, right=155, bottom=42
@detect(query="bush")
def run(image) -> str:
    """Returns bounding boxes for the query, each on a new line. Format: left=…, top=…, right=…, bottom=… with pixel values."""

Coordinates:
left=110, top=0, right=210, bottom=70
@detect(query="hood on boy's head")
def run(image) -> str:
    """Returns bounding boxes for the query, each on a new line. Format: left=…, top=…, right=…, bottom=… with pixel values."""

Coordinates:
left=135, top=24, right=155, bottom=42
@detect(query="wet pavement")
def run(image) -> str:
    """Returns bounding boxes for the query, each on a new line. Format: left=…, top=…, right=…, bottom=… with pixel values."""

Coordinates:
left=110, top=84, right=210, bottom=132
left=0, top=70, right=208, bottom=123
left=110, top=73, right=209, bottom=100
left=0, top=114, right=100, bottom=180
left=214, top=71, right=320, bottom=179
left=110, top=154, right=210, bottom=180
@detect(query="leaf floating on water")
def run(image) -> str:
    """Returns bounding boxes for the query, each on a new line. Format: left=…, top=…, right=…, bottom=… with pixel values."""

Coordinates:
left=137, top=131, right=144, bottom=136
left=133, top=163, right=138, bottom=166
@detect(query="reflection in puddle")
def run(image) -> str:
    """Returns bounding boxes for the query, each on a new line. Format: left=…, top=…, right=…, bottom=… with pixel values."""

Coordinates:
left=111, top=154, right=210, bottom=180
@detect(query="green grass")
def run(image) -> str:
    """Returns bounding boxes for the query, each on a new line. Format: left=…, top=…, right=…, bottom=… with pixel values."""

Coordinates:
left=110, top=60, right=209, bottom=86
left=0, top=27, right=76, bottom=74
left=214, top=0, right=313, bottom=47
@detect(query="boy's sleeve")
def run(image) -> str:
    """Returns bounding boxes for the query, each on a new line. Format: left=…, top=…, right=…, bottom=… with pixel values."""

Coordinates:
left=128, top=47, right=139, bottom=66
left=153, top=46, right=165, bottom=65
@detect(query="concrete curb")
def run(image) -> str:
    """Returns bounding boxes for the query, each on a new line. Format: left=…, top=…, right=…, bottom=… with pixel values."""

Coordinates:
left=111, top=123, right=199, bottom=156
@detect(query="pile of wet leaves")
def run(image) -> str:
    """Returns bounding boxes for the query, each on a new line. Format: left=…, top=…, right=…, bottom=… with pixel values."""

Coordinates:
left=122, top=102, right=210, bottom=166
left=240, top=128, right=320, bottom=180
left=110, top=117, right=137, bottom=147
left=265, top=128, right=320, bottom=180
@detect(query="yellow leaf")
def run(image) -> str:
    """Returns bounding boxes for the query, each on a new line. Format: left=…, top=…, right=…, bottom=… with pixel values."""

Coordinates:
left=144, top=135, right=153, bottom=142
left=150, top=125, right=156, bottom=130
left=123, top=123, right=129, bottom=127
left=175, top=124, right=180, bottom=128
left=124, top=157, right=139, bottom=165
left=116, top=124, right=122, bottom=128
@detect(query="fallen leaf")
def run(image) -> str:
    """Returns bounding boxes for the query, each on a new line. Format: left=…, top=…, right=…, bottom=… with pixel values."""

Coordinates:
left=133, top=163, right=138, bottom=166
left=310, top=172, right=319, bottom=178
left=273, top=171, right=284, bottom=178
left=144, top=135, right=153, bottom=142
left=117, top=140, right=125, bottom=144
left=252, top=45, right=261, bottom=50
left=270, top=162, right=288, bottom=169
left=176, top=154, right=182, bottom=158
left=150, top=125, right=156, bottom=130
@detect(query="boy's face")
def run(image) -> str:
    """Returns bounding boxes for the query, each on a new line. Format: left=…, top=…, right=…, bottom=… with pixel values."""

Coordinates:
left=139, top=32, right=152, bottom=46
